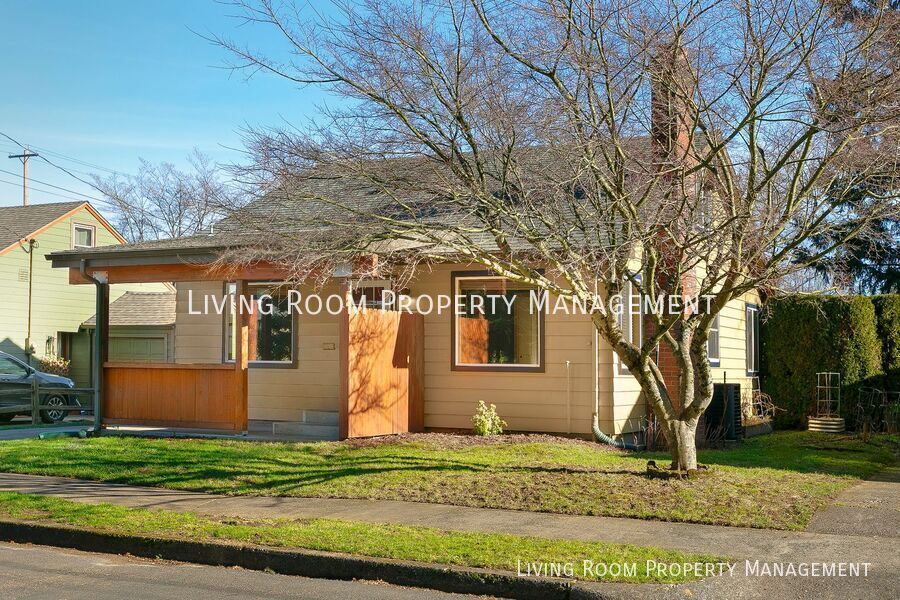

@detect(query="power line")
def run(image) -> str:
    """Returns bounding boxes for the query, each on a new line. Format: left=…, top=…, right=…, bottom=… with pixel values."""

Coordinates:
left=18, top=144, right=123, bottom=176
left=0, top=176, right=99, bottom=203
left=0, top=137, right=116, bottom=182
left=0, top=131, right=25, bottom=150
left=0, top=219, right=31, bottom=242
left=0, top=167, right=104, bottom=202
left=0, top=184, right=37, bottom=239
left=0, top=131, right=123, bottom=193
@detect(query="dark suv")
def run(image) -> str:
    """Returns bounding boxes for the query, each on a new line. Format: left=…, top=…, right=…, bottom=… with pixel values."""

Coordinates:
left=0, top=351, right=77, bottom=423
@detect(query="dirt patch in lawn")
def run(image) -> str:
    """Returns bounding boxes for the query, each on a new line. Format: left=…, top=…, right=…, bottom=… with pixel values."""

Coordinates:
left=345, top=431, right=611, bottom=450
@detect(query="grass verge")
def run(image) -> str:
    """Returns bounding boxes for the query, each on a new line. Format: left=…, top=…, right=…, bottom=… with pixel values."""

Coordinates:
left=0, top=492, right=722, bottom=584
left=0, top=431, right=895, bottom=530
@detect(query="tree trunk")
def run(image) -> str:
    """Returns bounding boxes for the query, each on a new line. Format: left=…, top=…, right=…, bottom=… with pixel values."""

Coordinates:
left=670, top=419, right=699, bottom=471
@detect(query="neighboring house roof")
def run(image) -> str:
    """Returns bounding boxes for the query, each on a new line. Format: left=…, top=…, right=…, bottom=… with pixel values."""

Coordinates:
left=82, top=291, right=176, bottom=328
left=0, top=200, right=127, bottom=256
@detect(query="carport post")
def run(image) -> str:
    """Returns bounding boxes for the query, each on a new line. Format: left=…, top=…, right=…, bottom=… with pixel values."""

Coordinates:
left=81, top=260, right=109, bottom=435
left=234, top=280, right=250, bottom=434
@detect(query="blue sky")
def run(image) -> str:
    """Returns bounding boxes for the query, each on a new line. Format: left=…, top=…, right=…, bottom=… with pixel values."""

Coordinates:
left=0, top=0, right=334, bottom=209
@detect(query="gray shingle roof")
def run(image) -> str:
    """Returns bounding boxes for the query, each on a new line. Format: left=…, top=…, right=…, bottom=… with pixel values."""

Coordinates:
left=83, top=291, right=176, bottom=327
left=0, top=201, right=85, bottom=250
left=50, top=141, right=677, bottom=263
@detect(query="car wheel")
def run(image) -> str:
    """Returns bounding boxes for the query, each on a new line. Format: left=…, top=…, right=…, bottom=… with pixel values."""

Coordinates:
left=40, top=394, right=69, bottom=424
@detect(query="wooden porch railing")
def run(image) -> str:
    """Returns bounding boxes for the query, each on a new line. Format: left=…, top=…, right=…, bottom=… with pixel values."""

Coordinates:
left=103, top=363, right=243, bottom=431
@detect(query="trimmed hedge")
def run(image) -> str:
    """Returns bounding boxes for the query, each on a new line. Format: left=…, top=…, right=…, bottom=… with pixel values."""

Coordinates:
left=843, top=369, right=900, bottom=430
left=872, top=295, right=900, bottom=372
left=761, top=295, right=883, bottom=428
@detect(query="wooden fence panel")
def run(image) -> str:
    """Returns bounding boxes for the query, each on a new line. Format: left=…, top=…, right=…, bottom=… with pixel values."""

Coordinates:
left=341, top=308, right=425, bottom=438
left=103, top=363, right=241, bottom=430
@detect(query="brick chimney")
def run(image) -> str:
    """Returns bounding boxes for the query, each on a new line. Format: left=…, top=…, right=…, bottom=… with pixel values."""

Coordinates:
left=650, top=42, right=696, bottom=166
left=649, top=41, right=699, bottom=411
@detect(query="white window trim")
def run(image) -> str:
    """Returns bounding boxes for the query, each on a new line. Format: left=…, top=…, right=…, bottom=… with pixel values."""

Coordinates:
left=72, top=223, right=96, bottom=249
left=351, top=279, right=392, bottom=308
left=618, top=276, right=643, bottom=374
left=223, top=281, right=296, bottom=366
left=453, top=274, right=542, bottom=370
left=707, top=314, right=721, bottom=366
left=746, top=304, right=760, bottom=374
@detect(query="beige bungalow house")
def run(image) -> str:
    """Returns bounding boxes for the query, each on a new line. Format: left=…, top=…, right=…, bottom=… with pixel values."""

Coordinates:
left=45, top=197, right=760, bottom=443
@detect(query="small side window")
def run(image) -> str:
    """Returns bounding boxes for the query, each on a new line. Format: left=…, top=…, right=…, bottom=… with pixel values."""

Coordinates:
left=746, top=304, right=760, bottom=374
left=618, top=276, right=643, bottom=374
left=73, top=224, right=95, bottom=248
left=224, top=282, right=296, bottom=366
left=351, top=280, right=392, bottom=309
left=707, top=314, right=720, bottom=366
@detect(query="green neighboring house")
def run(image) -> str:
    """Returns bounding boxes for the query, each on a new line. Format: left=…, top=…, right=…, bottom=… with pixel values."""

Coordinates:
left=0, top=201, right=171, bottom=386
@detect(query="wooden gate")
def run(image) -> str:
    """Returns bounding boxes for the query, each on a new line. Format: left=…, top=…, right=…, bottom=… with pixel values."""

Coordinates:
left=340, top=308, right=424, bottom=438
left=103, top=363, right=243, bottom=430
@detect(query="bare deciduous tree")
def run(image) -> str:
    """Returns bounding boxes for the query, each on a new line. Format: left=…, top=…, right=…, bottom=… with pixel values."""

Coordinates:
left=215, top=0, right=899, bottom=470
left=93, top=150, right=233, bottom=242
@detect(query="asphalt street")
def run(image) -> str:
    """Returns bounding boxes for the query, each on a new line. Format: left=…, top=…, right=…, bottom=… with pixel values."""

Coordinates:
left=0, top=542, right=485, bottom=600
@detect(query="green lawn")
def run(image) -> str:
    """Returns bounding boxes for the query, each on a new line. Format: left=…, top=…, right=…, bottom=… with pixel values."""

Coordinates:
left=0, top=491, right=722, bottom=584
left=0, top=431, right=895, bottom=530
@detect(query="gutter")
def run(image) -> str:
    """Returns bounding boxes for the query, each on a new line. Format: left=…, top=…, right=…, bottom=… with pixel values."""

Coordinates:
left=591, top=281, right=642, bottom=451
left=0, top=520, right=583, bottom=600
left=47, top=248, right=222, bottom=269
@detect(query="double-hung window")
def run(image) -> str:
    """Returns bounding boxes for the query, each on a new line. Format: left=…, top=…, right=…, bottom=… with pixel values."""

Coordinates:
left=746, top=304, right=760, bottom=374
left=225, top=282, right=295, bottom=366
left=618, top=276, right=643, bottom=373
left=451, top=273, right=543, bottom=372
left=72, top=224, right=95, bottom=248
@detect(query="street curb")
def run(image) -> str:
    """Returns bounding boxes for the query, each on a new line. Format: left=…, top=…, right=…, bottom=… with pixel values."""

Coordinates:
left=0, top=520, right=615, bottom=599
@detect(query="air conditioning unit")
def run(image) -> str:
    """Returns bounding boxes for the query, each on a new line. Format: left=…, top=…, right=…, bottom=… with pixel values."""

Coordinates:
left=703, top=383, right=743, bottom=442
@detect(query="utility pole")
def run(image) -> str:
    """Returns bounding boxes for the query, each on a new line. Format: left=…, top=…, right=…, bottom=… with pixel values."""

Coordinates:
left=8, top=148, right=39, bottom=206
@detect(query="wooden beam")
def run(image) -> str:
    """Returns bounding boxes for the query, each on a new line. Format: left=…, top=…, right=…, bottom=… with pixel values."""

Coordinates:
left=407, top=313, right=425, bottom=432
left=69, top=262, right=291, bottom=285
left=233, top=280, right=250, bottom=433
left=338, top=279, right=350, bottom=440
left=103, top=362, right=235, bottom=370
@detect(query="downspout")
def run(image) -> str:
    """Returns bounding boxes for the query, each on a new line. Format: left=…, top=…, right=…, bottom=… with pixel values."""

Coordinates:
left=591, top=284, right=641, bottom=451
left=23, top=238, right=37, bottom=364
left=80, top=259, right=104, bottom=435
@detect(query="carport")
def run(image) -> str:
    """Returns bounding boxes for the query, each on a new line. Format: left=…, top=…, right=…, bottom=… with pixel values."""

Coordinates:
left=46, top=244, right=424, bottom=438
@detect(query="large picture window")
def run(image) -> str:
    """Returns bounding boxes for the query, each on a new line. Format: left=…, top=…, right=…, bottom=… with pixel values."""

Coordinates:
left=225, top=282, right=295, bottom=366
left=746, top=303, right=760, bottom=374
left=451, top=273, right=543, bottom=372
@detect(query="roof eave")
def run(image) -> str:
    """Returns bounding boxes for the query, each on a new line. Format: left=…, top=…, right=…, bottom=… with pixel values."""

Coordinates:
left=46, top=246, right=223, bottom=269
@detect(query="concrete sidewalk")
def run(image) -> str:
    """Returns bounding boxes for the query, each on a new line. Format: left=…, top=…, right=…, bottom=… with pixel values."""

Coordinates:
left=0, top=472, right=895, bottom=562
left=807, top=465, right=900, bottom=538
left=0, top=471, right=897, bottom=598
